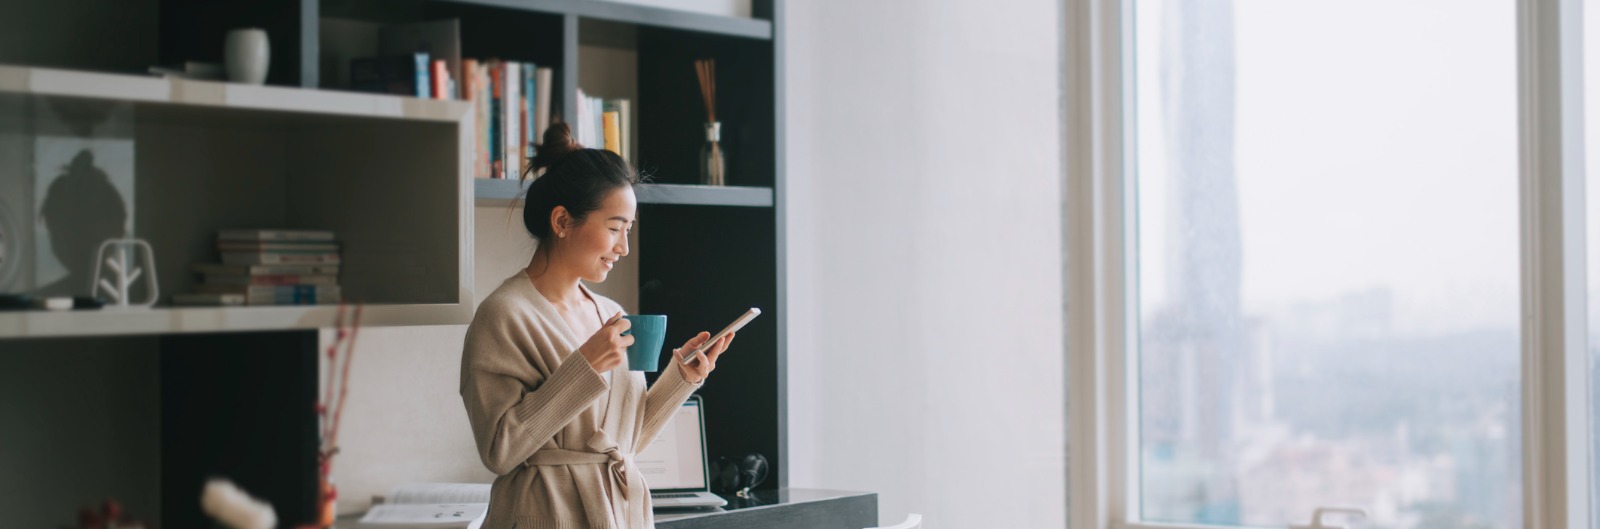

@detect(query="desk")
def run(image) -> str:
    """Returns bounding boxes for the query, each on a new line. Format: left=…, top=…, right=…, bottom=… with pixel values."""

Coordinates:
left=655, top=488, right=877, bottom=529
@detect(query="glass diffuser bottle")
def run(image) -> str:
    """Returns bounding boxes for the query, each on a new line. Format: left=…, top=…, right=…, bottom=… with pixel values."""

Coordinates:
left=701, top=122, right=726, bottom=186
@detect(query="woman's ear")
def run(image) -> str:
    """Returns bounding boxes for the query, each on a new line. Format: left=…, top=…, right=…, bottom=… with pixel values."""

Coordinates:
left=549, top=206, right=571, bottom=238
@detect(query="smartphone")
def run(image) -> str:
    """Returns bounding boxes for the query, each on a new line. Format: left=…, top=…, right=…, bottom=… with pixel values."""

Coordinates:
left=682, top=307, right=762, bottom=365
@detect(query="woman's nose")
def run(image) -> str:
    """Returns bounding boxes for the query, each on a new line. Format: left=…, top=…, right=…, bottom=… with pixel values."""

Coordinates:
left=616, top=237, right=629, bottom=257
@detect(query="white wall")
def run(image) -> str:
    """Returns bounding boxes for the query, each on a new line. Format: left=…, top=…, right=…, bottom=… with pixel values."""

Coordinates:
left=783, top=1, right=1067, bottom=527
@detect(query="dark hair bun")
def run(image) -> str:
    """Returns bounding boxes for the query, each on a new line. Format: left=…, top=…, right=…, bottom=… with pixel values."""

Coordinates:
left=517, top=121, right=641, bottom=241
left=526, top=122, right=582, bottom=179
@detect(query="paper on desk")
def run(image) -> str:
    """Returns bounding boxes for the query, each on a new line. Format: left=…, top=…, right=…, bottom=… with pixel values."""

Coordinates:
left=387, top=482, right=492, bottom=504
left=357, top=503, right=487, bottom=529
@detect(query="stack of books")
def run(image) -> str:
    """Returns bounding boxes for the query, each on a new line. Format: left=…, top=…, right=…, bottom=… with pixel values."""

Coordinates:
left=172, top=230, right=343, bottom=306
left=575, top=89, right=633, bottom=164
left=340, top=19, right=571, bottom=180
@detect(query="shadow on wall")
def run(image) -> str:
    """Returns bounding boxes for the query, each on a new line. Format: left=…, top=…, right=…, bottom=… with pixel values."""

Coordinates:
left=34, top=150, right=127, bottom=298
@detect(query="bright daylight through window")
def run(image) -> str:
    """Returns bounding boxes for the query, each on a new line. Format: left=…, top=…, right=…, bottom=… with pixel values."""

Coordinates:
left=1131, top=1, right=1521, bottom=528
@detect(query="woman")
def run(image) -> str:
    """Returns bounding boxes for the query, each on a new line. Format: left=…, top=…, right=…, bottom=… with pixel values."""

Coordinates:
left=460, top=123, right=735, bottom=529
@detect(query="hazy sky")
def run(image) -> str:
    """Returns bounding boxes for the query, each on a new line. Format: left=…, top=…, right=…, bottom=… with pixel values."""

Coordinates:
left=1136, top=0, right=1522, bottom=336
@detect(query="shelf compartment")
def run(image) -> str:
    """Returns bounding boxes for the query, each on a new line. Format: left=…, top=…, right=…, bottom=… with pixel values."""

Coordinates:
left=475, top=179, right=773, bottom=207
left=0, top=66, right=474, bottom=337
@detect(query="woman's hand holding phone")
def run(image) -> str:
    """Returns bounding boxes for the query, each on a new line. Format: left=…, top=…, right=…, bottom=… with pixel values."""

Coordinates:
left=579, top=312, right=633, bottom=373
left=673, top=331, right=735, bottom=384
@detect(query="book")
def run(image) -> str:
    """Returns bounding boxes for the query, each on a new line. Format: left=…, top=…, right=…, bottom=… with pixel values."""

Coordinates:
left=172, top=293, right=246, bottom=306
left=534, top=67, right=553, bottom=143
left=615, top=99, right=632, bottom=163
left=462, top=58, right=486, bottom=178
left=203, top=274, right=339, bottom=286
left=221, top=252, right=342, bottom=266
left=356, top=483, right=489, bottom=529
left=522, top=61, right=535, bottom=158
left=218, top=229, right=336, bottom=242
left=503, top=62, right=521, bottom=179
left=217, top=241, right=340, bottom=252
left=192, top=263, right=341, bottom=276
left=196, top=284, right=342, bottom=305
left=602, top=110, right=621, bottom=155
left=489, top=62, right=502, bottom=178
left=431, top=59, right=450, bottom=100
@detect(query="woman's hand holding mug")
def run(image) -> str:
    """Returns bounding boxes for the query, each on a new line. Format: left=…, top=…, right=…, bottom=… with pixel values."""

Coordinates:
left=580, top=312, right=633, bottom=372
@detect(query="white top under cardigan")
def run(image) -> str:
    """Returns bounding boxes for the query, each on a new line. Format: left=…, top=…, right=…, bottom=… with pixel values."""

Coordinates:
left=460, top=274, right=702, bottom=529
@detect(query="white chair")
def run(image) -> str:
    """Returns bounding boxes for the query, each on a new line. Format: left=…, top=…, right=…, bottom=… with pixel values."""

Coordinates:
left=867, top=513, right=923, bottom=529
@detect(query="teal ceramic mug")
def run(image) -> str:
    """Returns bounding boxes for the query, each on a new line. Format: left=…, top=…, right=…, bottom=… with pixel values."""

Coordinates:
left=620, top=315, right=667, bottom=372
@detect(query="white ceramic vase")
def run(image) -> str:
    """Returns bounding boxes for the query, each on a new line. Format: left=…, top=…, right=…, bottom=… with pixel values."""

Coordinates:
left=224, top=28, right=270, bottom=84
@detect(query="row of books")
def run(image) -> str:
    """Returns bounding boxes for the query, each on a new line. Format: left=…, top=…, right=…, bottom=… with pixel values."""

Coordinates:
left=575, top=89, right=634, bottom=165
left=172, top=230, right=342, bottom=307
left=351, top=52, right=555, bottom=180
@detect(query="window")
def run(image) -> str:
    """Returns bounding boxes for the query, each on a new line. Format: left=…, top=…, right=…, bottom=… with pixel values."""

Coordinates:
left=1129, top=2, right=1521, bottom=528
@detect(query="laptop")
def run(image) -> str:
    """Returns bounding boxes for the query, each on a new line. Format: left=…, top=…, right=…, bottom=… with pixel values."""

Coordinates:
left=637, top=395, right=727, bottom=508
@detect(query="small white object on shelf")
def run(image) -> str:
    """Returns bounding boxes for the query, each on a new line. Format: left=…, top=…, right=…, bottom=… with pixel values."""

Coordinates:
left=225, top=28, right=270, bottom=85
left=92, top=238, right=158, bottom=309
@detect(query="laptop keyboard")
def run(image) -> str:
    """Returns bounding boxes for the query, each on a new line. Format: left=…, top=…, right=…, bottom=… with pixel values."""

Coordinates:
left=653, top=493, right=700, bottom=499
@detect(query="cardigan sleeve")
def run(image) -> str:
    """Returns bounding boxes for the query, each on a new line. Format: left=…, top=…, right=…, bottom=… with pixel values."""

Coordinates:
left=460, top=303, right=609, bottom=476
left=637, top=358, right=702, bottom=454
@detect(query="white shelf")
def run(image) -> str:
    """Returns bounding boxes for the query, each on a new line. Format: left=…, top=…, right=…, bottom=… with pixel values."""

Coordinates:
left=0, top=65, right=470, bottom=122
left=0, top=303, right=473, bottom=339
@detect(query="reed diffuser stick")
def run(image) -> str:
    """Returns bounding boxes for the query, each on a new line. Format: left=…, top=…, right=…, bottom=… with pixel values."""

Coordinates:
left=696, top=59, right=717, bottom=122
left=695, top=58, right=726, bottom=185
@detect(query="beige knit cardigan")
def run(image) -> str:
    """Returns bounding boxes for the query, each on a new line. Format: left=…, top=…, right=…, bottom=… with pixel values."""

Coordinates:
left=461, top=274, right=702, bottom=529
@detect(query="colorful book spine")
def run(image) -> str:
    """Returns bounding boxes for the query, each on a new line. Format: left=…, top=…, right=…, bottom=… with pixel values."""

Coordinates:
left=462, top=59, right=484, bottom=178
left=503, top=62, right=521, bottom=179
left=431, top=59, right=449, bottom=100
left=602, top=110, right=620, bottom=155
left=196, top=285, right=342, bottom=306
left=221, top=252, right=343, bottom=266
left=203, top=274, right=339, bottom=286
left=192, top=263, right=341, bottom=276
left=413, top=52, right=429, bottom=98
left=523, top=62, right=536, bottom=157
left=535, top=67, right=553, bottom=144
left=217, top=230, right=335, bottom=242
left=489, top=62, right=502, bottom=178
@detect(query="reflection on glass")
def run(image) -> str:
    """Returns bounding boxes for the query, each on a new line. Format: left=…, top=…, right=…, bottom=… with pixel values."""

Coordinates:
left=0, top=97, right=137, bottom=298
left=1133, top=1, right=1520, bottom=528
left=35, top=150, right=128, bottom=297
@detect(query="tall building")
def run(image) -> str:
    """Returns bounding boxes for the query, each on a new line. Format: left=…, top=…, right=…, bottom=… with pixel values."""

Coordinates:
left=1139, top=0, right=1245, bottom=523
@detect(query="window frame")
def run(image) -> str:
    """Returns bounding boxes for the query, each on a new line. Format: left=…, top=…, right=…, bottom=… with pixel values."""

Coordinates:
left=1062, top=1, right=1593, bottom=528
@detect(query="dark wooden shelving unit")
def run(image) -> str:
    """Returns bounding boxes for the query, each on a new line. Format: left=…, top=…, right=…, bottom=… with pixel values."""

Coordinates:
left=0, top=1, right=787, bottom=527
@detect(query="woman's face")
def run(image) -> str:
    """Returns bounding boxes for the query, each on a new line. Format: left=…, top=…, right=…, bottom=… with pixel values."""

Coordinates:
left=555, top=187, right=636, bottom=283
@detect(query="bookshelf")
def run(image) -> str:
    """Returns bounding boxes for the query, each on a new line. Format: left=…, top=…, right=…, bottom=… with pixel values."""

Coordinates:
left=0, top=64, right=475, bottom=339
left=0, top=1, right=786, bottom=527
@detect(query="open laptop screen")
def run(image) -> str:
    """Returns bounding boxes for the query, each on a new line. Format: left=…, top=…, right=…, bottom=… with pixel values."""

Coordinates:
left=635, top=397, right=708, bottom=491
